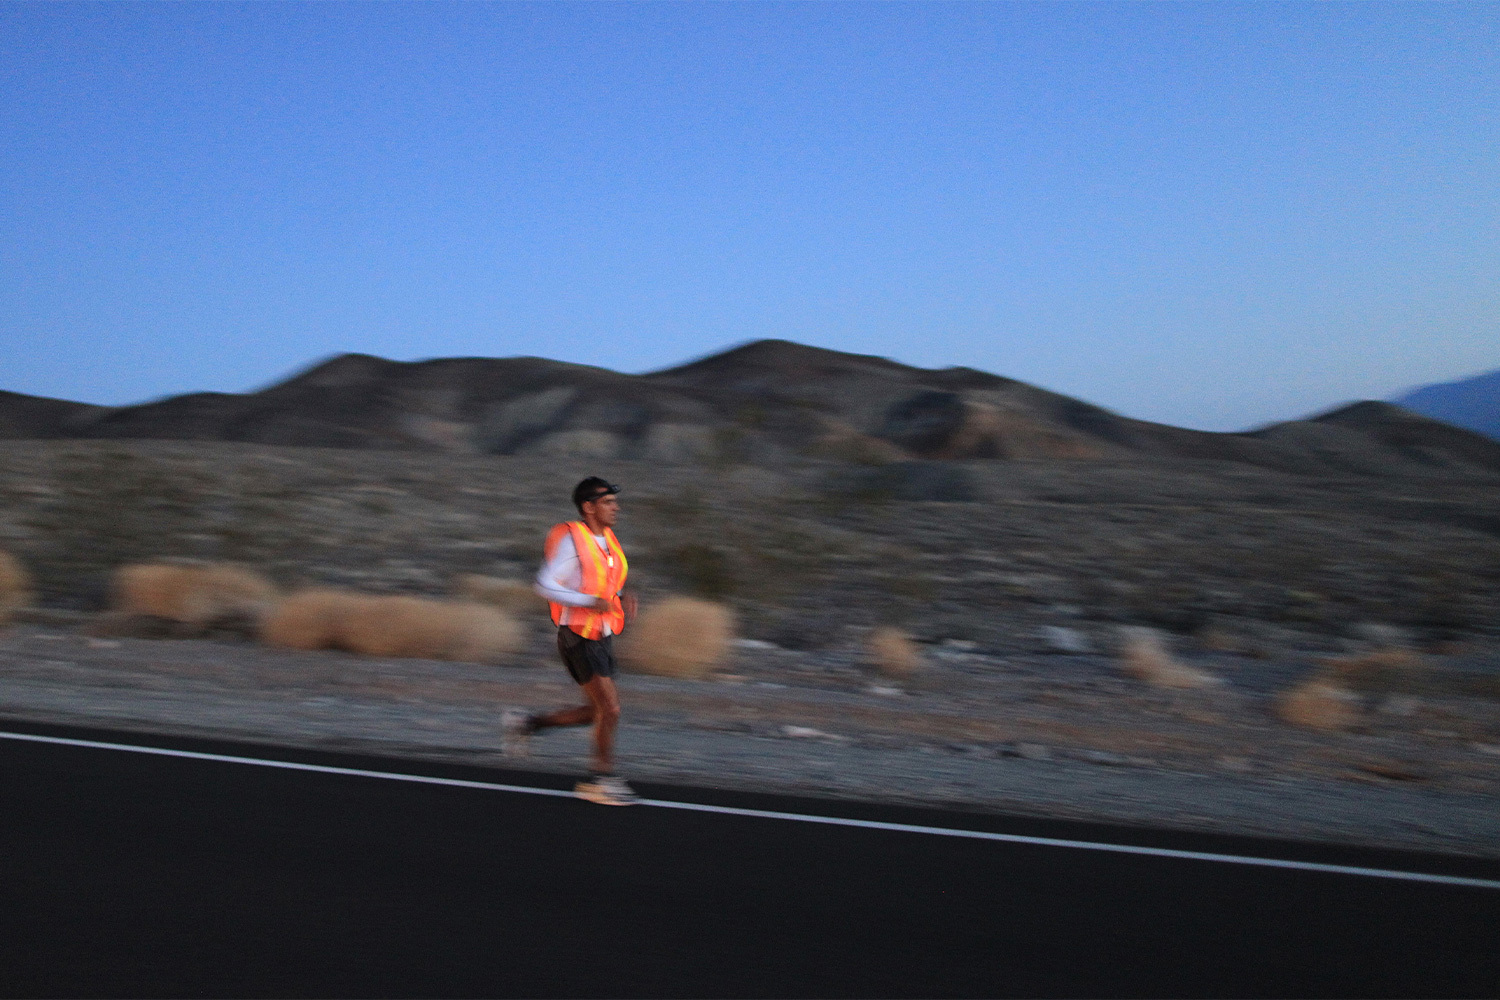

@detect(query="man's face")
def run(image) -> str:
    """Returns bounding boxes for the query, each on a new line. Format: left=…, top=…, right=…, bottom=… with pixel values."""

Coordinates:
left=583, top=493, right=620, bottom=528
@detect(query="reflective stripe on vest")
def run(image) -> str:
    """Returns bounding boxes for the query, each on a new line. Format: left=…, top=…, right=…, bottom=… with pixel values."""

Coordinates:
left=544, top=521, right=628, bottom=640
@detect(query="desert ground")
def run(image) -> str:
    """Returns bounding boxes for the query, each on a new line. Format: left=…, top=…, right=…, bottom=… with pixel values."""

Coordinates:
left=0, top=438, right=1497, bottom=855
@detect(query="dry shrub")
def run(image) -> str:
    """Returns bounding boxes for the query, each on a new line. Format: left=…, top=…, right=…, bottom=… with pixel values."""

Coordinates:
left=618, top=596, right=735, bottom=679
left=0, top=549, right=34, bottom=627
left=260, top=588, right=365, bottom=651
left=340, top=596, right=522, bottom=663
left=1313, top=646, right=1468, bottom=700
left=451, top=574, right=546, bottom=616
left=1195, top=625, right=1236, bottom=652
left=107, top=562, right=278, bottom=633
left=1118, top=626, right=1220, bottom=689
left=339, top=595, right=458, bottom=659
left=261, top=590, right=522, bottom=663
left=1194, top=625, right=1270, bottom=659
left=1276, top=677, right=1361, bottom=731
left=866, top=626, right=921, bottom=678
left=445, top=601, right=525, bottom=663
left=1325, top=647, right=1423, bottom=685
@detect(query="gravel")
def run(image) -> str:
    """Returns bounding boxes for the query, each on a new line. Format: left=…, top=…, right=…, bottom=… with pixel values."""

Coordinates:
left=1, top=622, right=1496, bottom=859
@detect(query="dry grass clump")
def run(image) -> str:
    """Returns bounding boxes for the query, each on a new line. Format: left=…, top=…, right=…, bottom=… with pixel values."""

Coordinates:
left=1324, top=647, right=1425, bottom=690
left=445, top=601, right=525, bottom=663
left=451, top=574, right=546, bottom=616
left=1274, top=646, right=1487, bottom=725
left=261, top=590, right=522, bottom=663
left=0, top=549, right=34, bottom=627
left=618, top=596, right=735, bottom=680
left=865, top=626, right=922, bottom=678
left=103, top=561, right=278, bottom=635
left=1275, top=677, right=1362, bottom=731
left=260, top=588, right=365, bottom=651
left=1272, top=643, right=1409, bottom=732
left=1195, top=625, right=1267, bottom=658
left=339, top=596, right=445, bottom=659
left=1118, top=627, right=1221, bottom=689
left=340, top=596, right=521, bottom=662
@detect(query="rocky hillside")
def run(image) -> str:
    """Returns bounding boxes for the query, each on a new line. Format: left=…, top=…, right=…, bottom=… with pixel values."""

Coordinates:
left=3, top=340, right=1499, bottom=477
left=0, top=390, right=106, bottom=439
left=2, top=439, right=1497, bottom=651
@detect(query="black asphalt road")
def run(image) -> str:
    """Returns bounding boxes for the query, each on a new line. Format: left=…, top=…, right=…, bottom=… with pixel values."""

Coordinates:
left=0, top=720, right=1496, bottom=998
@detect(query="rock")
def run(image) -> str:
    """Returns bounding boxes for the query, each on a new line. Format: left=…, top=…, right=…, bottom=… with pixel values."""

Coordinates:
left=1350, top=622, right=1411, bottom=647
left=1377, top=695, right=1421, bottom=717
left=1077, top=749, right=1129, bottom=766
left=781, top=725, right=842, bottom=741
left=1040, top=625, right=1093, bottom=654
left=1353, top=759, right=1429, bottom=782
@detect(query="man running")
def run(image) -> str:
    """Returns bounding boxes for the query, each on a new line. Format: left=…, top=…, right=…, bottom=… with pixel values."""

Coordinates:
left=508, top=477, right=638, bottom=805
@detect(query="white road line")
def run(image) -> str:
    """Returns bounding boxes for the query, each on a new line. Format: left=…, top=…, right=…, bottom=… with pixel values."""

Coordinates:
left=4, top=729, right=1498, bottom=892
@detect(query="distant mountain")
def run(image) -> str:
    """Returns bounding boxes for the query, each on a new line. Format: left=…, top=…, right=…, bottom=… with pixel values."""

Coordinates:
left=1393, top=370, right=1500, bottom=441
left=1, top=339, right=1498, bottom=477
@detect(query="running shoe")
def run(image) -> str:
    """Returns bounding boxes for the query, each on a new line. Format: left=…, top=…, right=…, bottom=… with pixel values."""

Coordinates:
left=575, top=774, right=638, bottom=806
left=501, top=709, right=538, bottom=757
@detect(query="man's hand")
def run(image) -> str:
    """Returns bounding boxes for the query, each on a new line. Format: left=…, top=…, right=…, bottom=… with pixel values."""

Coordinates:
left=590, top=593, right=637, bottom=622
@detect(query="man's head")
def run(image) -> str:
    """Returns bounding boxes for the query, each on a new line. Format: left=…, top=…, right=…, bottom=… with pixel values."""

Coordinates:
left=572, top=477, right=621, bottom=528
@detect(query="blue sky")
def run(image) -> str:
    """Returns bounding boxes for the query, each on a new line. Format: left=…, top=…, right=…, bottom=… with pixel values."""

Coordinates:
left=1, top=2, right=1495, bottom=431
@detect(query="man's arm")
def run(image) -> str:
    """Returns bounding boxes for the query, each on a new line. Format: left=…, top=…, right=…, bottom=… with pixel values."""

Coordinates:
left=533, top=534, right=599, bottom=608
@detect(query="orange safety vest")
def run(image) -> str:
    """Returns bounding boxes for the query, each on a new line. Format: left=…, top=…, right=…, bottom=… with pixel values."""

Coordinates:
left=544, top=521, right=629, bottom=640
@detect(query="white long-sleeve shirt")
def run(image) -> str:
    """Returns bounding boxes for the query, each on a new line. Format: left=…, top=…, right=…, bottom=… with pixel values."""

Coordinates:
left=534, top=530, right=619, bottom=636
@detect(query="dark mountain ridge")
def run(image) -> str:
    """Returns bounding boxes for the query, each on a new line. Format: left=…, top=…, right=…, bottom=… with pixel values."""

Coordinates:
left=0, top=390, right=107, bottom=440
left=3, top=339, right=1497, bottom=477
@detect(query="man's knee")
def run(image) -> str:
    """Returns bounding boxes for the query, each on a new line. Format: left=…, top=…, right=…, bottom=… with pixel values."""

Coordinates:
left=583, top=679, right=621, bottom=720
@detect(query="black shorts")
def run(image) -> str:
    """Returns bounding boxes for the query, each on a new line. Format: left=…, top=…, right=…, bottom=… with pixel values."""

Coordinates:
left=557, top=626, right=617, bottom=685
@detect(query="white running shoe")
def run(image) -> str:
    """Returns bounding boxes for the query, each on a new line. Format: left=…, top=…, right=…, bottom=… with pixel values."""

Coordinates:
left=574, top=774, right=638, bottom=806
left=501, top=709, right=536, bottom=758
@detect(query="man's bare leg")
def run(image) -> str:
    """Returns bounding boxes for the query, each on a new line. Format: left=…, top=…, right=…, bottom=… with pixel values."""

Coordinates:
left=531, top=703, right=595, bottom=729
left=520, top=676, right=619, bottom=773
left=579, top=675, right=621, bottom=775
